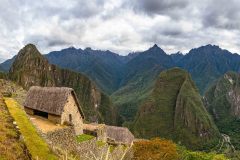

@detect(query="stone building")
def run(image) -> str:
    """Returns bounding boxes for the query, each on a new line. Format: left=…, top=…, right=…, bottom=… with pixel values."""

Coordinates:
left=24, top=86, right=84, bottom=135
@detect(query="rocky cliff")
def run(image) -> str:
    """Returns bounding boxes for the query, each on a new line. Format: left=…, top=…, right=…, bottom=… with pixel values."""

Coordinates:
left=204, top=72, right=240, bottom=149
left=130, top=68, right=220, bottom=150
left=9, top=44, right=116, bottom=124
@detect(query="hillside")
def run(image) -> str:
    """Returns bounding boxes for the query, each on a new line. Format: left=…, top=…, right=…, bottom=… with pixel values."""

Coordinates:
left=9, top=44, right=116, bottom=124
left=129, top=68, right=220, bottom=150
left=204, top=72, right=240, bottom=149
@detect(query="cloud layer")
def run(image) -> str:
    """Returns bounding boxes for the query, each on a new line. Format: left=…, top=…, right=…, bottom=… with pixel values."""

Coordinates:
left=0, top=0, right=240, bottom=62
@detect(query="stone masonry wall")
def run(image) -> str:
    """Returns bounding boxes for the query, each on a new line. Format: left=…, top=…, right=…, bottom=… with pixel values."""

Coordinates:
left=61, top=94, right=84, bottom=135
left=45, top=127, right=133, bottom=160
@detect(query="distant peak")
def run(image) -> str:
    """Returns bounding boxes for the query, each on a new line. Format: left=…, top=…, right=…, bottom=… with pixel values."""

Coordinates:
left=149, top=44, right=161, bottom=50
left=175, top=51, right=183, bottom=55
left=147, top=44, right=166, bottom=54
left=152, top=44, right=159, bottom=48
left=68, top=46, right=76, bottom=50
left=85, top=47, right=92, bottom=51
left=204, top=44, right=220, bottom=48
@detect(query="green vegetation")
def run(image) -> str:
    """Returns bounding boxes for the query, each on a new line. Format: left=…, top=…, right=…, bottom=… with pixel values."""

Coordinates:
left=133, top=138, right=228, bottom=160
left=76, top=134, right=95, bottom=143
left=0, top=95, right=29, bottom=159
left=4, top=98, right=57, bottom=160
left=130, top=68, right=220, bottom=150
left=178, top=146, right=228, bottom=160
left=96, top=140, right=106, bottom=147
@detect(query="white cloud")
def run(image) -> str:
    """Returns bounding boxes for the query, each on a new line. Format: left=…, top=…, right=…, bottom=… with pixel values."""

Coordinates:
left=0, top=0, right=240, bottom=61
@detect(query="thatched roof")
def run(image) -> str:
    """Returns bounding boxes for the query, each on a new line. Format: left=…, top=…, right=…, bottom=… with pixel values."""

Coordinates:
left=24, top=86, right=84, bottom=118
left=106, top=125, right=134, bottom=144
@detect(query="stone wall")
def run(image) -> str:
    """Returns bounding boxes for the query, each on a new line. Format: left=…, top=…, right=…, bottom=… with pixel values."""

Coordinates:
left=61, top=94, right=84, bottom=135
left=48, top=114, right=61, bottom=124
left=45, top=127, right=133, bottom=160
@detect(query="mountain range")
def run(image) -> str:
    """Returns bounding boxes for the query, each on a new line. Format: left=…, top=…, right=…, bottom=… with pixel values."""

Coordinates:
left=1, top=44, right=240, bottom=123
left=2, top=43, right=240, bottom=151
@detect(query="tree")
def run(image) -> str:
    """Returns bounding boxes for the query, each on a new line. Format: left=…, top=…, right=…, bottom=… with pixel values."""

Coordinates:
left=133, top=138, right=178, bottom=160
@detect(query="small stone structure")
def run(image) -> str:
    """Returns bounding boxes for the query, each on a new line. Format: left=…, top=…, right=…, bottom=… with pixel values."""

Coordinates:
left=83, top=123, right=135, bottom=145
left=24, top=86, right=84, bottom=135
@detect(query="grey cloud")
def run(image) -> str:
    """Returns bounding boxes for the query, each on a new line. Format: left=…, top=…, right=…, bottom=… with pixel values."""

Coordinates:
left=126, top=0, right=189, bottom=17
left=202, top=0, right=240, bottom=29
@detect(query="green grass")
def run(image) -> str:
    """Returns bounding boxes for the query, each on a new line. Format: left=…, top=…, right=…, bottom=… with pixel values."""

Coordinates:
left=96, top=140, right=106, bottom=147
left=4, top=98, right=57, bottom=160
left=76, top=134, right=95, bottom=143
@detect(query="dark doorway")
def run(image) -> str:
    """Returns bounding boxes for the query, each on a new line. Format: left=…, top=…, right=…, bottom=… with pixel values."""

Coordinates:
left=34, top=110, right=48, bottom=118
left=69, top=114, right=72, bottom=123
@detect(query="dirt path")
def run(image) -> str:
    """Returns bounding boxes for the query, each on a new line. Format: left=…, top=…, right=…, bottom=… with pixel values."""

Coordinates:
left=30, top=115, right=66, bottom=133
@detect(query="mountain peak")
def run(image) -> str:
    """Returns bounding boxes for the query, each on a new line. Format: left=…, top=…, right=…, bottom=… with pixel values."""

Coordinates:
left=18, top=44, right=41, bottom=58
left=147, top=44, right=165, bottom=54
left=85, top=47, right=92, bottom=51
left=23, top=43, right=37, bottom=50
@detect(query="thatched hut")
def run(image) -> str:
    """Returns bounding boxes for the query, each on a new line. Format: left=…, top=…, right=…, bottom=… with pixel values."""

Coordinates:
left=24, top=86, right=84, bottom=135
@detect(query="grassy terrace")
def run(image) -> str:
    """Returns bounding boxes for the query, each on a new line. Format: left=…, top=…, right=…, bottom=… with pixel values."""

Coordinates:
left=0, top=95, right=30, bottom=160
left=76, top=134, right=95, bottom=143
left=4, top=98, right=57, bottom=160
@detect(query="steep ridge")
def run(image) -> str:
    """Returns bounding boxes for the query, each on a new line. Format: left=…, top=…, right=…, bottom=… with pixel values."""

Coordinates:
left=204, top=72, right=240, bottom=149
left=111, top=44, right=174, bottom=122
left=9, top=44, right=116, bottom=124
left=130, top=68, right=220, bottom=150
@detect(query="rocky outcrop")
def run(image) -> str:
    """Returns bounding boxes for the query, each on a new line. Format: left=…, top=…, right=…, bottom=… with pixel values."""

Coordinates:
left=130, top=68, right=220, bottom=150
left=205, top=72, right=240, bottom=121
left=9, top=44, right=116, bottom=124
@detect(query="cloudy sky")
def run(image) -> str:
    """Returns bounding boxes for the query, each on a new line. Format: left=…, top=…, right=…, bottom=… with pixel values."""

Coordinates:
left=0, top=0, right=240, bottom=62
